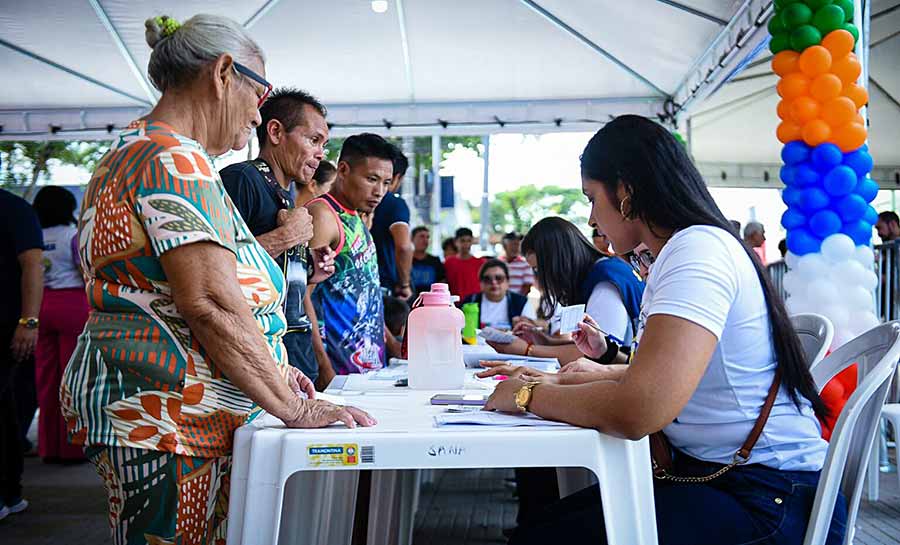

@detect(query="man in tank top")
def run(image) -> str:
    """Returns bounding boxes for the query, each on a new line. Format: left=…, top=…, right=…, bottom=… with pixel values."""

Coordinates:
left=307, top=134, right=394, bottom=387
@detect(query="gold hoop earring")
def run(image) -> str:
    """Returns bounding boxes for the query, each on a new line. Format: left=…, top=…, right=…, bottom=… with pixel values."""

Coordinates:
left=619, top=196, right=632, bottom=219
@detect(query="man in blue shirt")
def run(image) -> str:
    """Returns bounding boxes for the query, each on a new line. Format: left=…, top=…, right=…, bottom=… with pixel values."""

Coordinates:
left=371, top=147, right=414, bottom=298
left=220, top=88, right=333, bottom=382
left=1, top=188, right=43, bottom=520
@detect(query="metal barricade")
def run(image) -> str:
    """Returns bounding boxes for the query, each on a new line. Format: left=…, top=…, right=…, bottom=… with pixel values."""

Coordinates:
left=767, top=260, right=788, bottom=301
left=875, top=241, right=900, bottom=323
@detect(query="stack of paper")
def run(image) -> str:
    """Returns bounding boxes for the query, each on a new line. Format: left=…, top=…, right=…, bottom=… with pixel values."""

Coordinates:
left=434, top=411, right=573, bottom=428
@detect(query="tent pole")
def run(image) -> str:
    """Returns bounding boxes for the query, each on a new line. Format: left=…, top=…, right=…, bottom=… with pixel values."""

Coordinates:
left=431, top=134, right=442, bottom=255
left=402, top=136, right=416, bottom=225
left=480, top=135, right=491, bottom=252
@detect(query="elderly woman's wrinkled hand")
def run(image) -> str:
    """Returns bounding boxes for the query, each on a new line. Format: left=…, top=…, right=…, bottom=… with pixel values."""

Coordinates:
left=476, top=360, right=558, bottom=384
left=284, top=399, right=377, bottom=429
left=287, top=366, right=316, bottom=399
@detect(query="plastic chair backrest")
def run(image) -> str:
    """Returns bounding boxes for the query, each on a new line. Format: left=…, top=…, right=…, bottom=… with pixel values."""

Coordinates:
left=790, top=313, right=834, bottom=368
left=803, top=322, right=900, bottom=545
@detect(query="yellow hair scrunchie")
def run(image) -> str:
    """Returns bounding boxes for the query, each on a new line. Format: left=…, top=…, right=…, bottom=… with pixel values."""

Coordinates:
left=154, top=16, right=181, bottom=38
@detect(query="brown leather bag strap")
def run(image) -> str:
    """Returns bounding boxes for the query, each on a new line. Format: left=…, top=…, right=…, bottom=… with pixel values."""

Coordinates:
left=736, top=367, right=782, bottom=461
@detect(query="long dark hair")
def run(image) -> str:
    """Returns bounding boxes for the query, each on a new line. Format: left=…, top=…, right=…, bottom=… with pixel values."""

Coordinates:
left=581, top=115, right=827, bottom=420
left=522, top=217, right=602, bottom=320
left=32, top=186, right=77, bottom=228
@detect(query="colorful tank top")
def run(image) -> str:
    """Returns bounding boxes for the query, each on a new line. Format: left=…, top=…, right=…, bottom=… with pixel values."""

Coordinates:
left=309, top=194, right=384, bottom=374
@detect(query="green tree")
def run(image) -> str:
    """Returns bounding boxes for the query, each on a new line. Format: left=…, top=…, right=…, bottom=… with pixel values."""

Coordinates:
left=489, top=184, right=589, bottom=234
left=0, top=141, right=109, bottom=199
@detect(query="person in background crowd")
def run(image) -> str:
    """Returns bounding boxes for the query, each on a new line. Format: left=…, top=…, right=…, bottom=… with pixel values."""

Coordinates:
left=220, top=87, right=335, bottom=385
left=875, top=211, right=900, bottom=243
left=297, top=160, right=337, bottom=205
left=463, top=259, right=536, bottom=328
left=730, top=219, right=742, bottom=235
left=500, top=232, right=534, bottom=296
left=0, top=188, right=43, bottom=521
left=383, top=295, right=410, bottom=359
left=372, top=147, right=414, bottom=299
left=308, top=133, right=393, bottom=387
left=31, top=186, right=88, bottom=465
left=62, top=15, right=373, bottom=544
left=591, top=228, right=613, bottom=256
left=410, top=226, right=446, bottom=294
left=479, top=115, right=844, bottom=545
left=442, top=237, right=457, bottom=260
left=744, top=220, right=767, bottom=264
left=444, top=227, right=485, bottom=300
left=778, top=238, right=788, bottom=259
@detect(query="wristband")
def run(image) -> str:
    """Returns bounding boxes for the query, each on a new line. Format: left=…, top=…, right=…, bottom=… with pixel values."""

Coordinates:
left=591, top=336, right=619, bottom=365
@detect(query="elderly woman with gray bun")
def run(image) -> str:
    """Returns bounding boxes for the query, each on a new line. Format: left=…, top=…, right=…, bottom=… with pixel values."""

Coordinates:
left=60, top=14, right=374, bottom=545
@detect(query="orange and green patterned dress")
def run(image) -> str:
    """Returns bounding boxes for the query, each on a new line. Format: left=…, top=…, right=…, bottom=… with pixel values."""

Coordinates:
left=61, top=119, right=287, bottom=545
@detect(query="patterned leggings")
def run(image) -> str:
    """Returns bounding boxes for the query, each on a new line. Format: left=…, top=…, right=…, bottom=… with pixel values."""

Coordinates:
left=86, top=446, right=231, bottom=545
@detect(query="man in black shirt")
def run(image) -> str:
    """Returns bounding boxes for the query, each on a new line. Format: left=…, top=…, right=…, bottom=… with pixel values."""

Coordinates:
left=371, top=147, right=413, bottom=298
left=220, top=88, right=333, bottom=382
left=410, top=225, right=445, bottom=294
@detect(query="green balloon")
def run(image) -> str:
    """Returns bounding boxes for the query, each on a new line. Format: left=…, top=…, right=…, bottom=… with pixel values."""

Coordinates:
left=835, top=0, right=854, bottom=22
left=805, top=0, right=833, bottom=10
left=782, top=2, right=813, bottom=28
left=813, top=5, right=846, bottom=34
left=768, top=14, right=787, bottom=35
left=842, top=22, right=860, bottom=43
left=790, top=24, right=823, bottom=51
left=770, top=32, right=791, bottom=54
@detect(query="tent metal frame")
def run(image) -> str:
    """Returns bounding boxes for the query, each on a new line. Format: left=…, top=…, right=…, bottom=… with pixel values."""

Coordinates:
left=654, top=0, right=728, bottom=25
left=88, top=0, right=157, bottom=104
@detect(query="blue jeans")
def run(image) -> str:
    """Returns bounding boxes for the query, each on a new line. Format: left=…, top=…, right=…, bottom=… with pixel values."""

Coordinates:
left=283, top=329, right=318, bottom=383
left=510, top=453, right=847, bottom=545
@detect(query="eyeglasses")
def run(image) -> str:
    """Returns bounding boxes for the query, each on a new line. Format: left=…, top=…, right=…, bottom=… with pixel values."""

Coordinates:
left=481, top=274, right=508, bottom=284
left=233, top=61, right=272, bottom=108
left=628, top=249, right=655, bottom=271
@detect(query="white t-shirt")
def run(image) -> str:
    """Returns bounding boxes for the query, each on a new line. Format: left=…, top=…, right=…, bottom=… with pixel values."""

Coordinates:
left=585, top=281, right=631, bottom=346
left=480, top=296, right=536, bottom=328
left=636, top=225, right=827, bottom=471
left=42, top=224, right=84, bottom=290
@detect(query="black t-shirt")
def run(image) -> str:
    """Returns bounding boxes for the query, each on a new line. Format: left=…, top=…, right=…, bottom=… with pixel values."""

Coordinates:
left=0, top=189, right=43, bottom=324
left=411, top=254, right=446, bottom=294
left=371, top=192, right=410, bottom=289
left=220, top=160, right=310, bottom=330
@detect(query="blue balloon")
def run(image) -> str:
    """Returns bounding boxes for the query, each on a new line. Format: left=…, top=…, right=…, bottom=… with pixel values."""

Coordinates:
left=835, top=194, right=868, bottom=222
left=782, top=187, right=802, bottom=207
left=781, top=209, right=806, bottom=230
left=809, top=210, right=842, bottom=238
left=863, top=205, right=878, bottom=226
left=797, top=187, right=830, bottom=213
left=794, top=165, right=820, bottom=188
left=855, top=177, right=879, bottom=202
left=786, top=229, right=821, bottom=256
left=782, top=141, right=811, bottom=166
left=842, top=220, right=873, bottom=246
left=780, top=165, right=796, bottom=186
left=843, top=149, right=874, bottom=178
left=823, top=165, right=857, bottom=197
left=811, top=143, right=843, bottom=172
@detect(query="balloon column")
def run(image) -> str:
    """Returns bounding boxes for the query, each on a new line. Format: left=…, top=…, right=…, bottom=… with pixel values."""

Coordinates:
left=771, top=0, right=879, bottom=347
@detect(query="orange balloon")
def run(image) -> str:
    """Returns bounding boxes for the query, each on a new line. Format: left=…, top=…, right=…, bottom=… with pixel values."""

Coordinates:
left=772, top=51, right=800, bottom=77
left=822, top=96, right=857, bottom=127
left=777, top=99, right=792, bottom=120
left=810, top=74, right=843, bottom=102
left=842, top=82, right=869, bottom=109
left=854, top=113, right=866, bottom=126
left=790, top=96, right=820, bottom=123
left=834, top=122, right=868, bottom=152
left=777, top=121, right=802, bottom=144
left=798, top=46, right=832, bottom=77
left=802, top=119, right=832, bottom=146
left=832, top=53, right=862, bottom=85
left=822, top=29, right=855, bottom=58
left=778, top=73, right=811, bottom=100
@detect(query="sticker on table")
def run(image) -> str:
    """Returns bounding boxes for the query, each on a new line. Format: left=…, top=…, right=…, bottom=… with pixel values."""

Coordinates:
left=307, top=444, right=360, bottom=467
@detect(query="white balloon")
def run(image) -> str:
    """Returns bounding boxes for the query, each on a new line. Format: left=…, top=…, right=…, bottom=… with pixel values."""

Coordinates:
left=830, top=259, right=867, bottom=286
left=861, top=270, right=879, bottom=291
left=846, top=285, right=875, bottom=311
left=806, top=278, right=838, bottom=304
left=796, top=253, right=829, bottom=279
left=783, top=271, right=801, bottom=296
left=785, top=251, right=800, bottom=271
left=849, top=310, right=881, bottom=335
left=821, top=234, right=856, bottom=263
left=854, top=245, right=875, bottom=267
left=822, top=304, right=850, bottom=330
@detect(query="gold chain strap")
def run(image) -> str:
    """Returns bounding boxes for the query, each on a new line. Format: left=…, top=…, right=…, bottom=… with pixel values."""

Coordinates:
left=652, top=452, right=749, bottom=483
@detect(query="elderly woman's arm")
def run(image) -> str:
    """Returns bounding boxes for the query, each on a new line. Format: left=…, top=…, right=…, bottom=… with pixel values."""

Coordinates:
left=485, top=314, right=716, bottom=439
left=161, top=241, right=371, bottom=427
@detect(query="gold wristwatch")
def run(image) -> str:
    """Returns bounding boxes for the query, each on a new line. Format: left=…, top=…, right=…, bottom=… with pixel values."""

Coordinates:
left=18, top=317, right=39, bottom=330
left=514, top=381, right=540, bottom=412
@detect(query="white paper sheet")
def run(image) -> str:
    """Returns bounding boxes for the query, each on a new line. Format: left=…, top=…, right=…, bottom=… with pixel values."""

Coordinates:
left=434, top=411, right=574, bottom=428
left=558, top=304, right=586, bottom=334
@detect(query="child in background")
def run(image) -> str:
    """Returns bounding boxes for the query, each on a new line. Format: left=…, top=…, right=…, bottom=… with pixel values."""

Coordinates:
left=383, top=295, right=410, bottom=359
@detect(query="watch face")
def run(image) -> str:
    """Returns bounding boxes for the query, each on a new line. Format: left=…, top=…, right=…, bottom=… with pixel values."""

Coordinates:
left=515, top=387, right=530, bottom=408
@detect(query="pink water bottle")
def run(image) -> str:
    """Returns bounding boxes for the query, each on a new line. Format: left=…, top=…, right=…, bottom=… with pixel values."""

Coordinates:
left=407, top=283, right=465, bottom=389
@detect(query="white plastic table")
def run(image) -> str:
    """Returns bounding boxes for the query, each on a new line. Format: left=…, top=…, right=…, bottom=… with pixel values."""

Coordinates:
left=227, top=373, right=658, bottom=545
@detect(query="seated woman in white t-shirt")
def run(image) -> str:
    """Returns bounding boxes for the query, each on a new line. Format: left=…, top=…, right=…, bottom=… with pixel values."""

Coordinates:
left=479, top=115, right=845, bottom=545
left=463, top=259, right=536, bottom=329
left=489, top=217, right=644, bottom=365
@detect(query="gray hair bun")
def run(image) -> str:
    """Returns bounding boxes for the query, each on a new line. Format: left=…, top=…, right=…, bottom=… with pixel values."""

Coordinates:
left=144, top=17, right=166, bottom=49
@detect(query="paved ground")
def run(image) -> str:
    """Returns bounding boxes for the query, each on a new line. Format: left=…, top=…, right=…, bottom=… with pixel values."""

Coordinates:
left=3, top=452, right=899, bottom=544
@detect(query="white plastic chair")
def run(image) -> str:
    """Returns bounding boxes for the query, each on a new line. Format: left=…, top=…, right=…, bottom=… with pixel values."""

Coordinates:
left=791, top=313, right=834, bottom=368
left=803, top=322, right=900, bottom=545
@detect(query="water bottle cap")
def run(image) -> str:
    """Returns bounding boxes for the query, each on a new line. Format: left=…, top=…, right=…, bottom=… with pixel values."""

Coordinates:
left=420, top=283, right=454, bottom=306
left=430, top=283, right=450, bottom=293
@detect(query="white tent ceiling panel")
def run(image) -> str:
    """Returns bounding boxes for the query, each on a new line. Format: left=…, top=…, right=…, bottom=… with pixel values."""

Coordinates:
left=679, top=0, right=745, bottom=21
